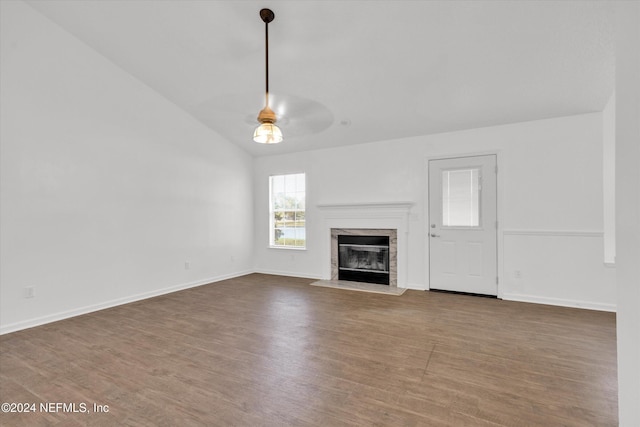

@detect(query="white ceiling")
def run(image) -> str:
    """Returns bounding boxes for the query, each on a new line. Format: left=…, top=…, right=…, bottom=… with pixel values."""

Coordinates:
left=26, top=0, right=615, bottom=157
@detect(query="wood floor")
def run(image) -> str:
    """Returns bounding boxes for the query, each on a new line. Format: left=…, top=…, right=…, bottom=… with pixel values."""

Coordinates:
left=0, top=274, right=617, bottom=426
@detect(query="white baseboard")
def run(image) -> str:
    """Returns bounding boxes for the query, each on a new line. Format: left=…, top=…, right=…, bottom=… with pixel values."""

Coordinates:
left=0, top=270, right=253, bottom=335
left=253, top=268, right=322, bottom=280
left=3, top=272, right=615, bottom=335
left=501, top=293, right=616, bottom=312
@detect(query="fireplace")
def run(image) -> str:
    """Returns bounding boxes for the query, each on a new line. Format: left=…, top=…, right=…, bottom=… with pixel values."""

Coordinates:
left=319, top=202, right=412, bottom=289
left=330, top=228, right=398, bottom=287
left=338, top=235, right=390, bottom=285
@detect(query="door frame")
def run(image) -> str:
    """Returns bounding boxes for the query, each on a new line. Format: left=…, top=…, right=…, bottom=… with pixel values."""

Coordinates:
left=425, top=151, right=503, bottom=298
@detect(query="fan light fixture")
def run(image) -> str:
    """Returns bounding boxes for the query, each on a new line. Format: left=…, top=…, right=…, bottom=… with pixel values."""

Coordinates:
left=253, top=8, right=283, bottom=144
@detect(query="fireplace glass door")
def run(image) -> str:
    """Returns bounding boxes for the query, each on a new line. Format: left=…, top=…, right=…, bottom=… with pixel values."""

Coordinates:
left=338, top=235, right=390, bottom=285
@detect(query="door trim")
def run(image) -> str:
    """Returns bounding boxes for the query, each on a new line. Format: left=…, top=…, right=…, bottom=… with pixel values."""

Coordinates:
left=425, top=151, right=503, bottom=297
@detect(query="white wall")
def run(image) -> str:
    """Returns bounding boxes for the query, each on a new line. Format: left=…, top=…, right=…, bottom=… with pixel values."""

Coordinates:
left=603, top=94, right=616, bottom=265
left=0, top=1, right=254, bottom=334
left=615, top=2, right=640, bottom=425
left=254, top=113, right=616, bottom=311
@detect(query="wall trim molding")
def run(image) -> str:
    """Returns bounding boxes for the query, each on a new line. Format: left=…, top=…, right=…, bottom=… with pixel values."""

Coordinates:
left=502, top=292, right=616, bottom=312
left=0, top=270, right=253, bottom=335
left=502, top=229, right=604, bottom=237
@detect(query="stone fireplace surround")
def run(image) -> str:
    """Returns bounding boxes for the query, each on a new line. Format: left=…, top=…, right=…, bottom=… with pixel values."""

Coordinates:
left=317, top=202, right=413, bottom=289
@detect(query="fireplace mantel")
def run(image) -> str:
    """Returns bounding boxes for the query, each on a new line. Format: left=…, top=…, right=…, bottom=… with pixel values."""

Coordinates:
left=317, top=201, right=413, bottom=288
left=317, top=201, right=414, bottom=211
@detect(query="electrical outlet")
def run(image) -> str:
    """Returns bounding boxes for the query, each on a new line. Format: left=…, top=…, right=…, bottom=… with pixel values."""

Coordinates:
left=24, top=287, right=35, bottom=298
left=185, top=261, right=190, bottom=270
left=230, top=255, right=235, bottom=262
left=514, top=270, right=522, bottom=279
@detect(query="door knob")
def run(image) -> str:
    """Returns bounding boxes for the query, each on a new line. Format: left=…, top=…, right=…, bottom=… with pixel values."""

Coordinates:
left=430, top=233, right=440, bottom=237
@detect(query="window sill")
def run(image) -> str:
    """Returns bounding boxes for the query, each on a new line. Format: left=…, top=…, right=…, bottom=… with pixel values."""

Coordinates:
left=268, top=246, right=307, bottom=251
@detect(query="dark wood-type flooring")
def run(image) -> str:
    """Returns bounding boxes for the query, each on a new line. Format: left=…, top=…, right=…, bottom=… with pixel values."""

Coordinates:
left=0, top=274, right=618, bottom=426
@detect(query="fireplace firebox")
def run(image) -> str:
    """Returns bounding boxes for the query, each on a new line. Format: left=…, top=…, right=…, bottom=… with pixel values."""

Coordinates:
left=338, top=235, right=390, bottom=285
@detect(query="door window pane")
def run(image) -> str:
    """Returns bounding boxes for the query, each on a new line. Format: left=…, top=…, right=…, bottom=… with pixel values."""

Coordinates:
left=442, top=169, right=480, bottom=227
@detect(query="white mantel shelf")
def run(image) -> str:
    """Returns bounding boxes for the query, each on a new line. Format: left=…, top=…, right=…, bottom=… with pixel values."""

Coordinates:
left=316, top=202, right=414, bottom=210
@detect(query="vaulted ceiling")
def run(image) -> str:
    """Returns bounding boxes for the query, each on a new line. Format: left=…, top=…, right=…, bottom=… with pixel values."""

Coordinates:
left=27, top=0, right=615, bottom=157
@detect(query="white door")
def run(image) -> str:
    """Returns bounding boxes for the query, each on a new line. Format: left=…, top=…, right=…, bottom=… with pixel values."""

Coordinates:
left=428, top=155, right=497, bottom=296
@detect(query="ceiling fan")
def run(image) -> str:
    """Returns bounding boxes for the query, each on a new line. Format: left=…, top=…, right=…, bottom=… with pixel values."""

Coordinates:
left=194, top=7, right=334, bottom=147
left=253, top=8, right=282, bottom=144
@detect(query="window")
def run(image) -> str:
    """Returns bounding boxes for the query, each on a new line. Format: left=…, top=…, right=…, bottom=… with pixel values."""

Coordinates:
left=442, top=168, right=480, bottom=227
left=269, top=173, right=306, bottom=248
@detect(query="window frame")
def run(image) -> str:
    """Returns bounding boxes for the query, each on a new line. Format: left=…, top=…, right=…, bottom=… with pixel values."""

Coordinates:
left=268, top=172, right=306, bottom=250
